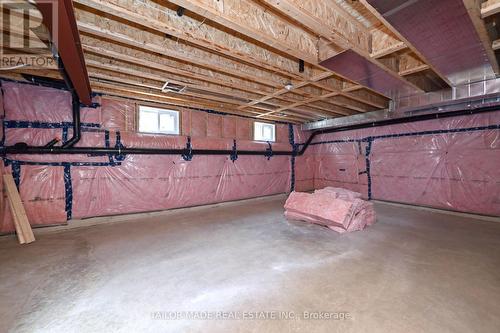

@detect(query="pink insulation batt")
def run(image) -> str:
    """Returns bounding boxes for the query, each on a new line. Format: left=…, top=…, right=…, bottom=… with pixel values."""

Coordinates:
left=284, top=187, right=376, bottom=233
left=0, top=81, right=293, bottom=233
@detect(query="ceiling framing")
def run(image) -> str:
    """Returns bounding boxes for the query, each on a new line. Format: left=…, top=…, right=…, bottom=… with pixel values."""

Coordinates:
left=1, top=0, right=498, bottom=124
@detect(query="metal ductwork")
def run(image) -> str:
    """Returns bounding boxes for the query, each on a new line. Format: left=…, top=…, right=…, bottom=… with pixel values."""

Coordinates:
left=365, top=0, right=496, bottom=85
left=303, top=78, right=500, bottom=131
left=320, top=49, right=421, bottom=98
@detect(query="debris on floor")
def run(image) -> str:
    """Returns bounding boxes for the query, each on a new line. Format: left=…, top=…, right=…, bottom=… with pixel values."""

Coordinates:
left=284, top=187, right=376, bottom=233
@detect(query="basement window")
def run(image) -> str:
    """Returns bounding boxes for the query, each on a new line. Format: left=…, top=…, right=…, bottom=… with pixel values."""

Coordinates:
left=138, top=106, right=180, bottom=135
left=254, top=121, right=275, bottom=142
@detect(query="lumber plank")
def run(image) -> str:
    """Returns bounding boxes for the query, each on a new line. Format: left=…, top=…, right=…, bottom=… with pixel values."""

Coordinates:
left=493, top=38, right=500, bottom=50
left=3, top=174, right=35, bottom=244
left=481, top=0, right=500, bottom=18
left=73, top=0, right=308, bottom=80
left=464, top=0, right=500, bottom=74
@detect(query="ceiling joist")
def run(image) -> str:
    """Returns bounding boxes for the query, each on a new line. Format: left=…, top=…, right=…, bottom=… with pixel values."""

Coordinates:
left=5, top=0, right=495, bottom=123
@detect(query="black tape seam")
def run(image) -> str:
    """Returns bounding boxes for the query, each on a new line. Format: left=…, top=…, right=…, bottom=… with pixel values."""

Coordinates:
left=365, top=139, right=373, bottom=200
left=3, top=158, right=121, bottom=221
left=301, top=123, right=500, bottom=146
left=288, top=124, right=296, bottom=192
left=63, top=164, right=72, bottom=220
left=296, top=123, right=500, bottom=200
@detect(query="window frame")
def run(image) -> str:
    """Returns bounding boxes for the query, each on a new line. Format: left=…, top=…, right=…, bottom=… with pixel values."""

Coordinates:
left=253, top=121, right=276, bottom=142
left=137, top=105, right=180, bottom=135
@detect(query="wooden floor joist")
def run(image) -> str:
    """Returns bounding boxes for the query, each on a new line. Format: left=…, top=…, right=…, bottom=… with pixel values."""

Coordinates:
left=2, top=1, right=394, bottom=121
left=3, top=0, right=498, bottom=122
left=493, top=38, right=500, bottom=50
left=481, top=0, right=500, bottom=18
left=3, top=174, right=35, bottom=244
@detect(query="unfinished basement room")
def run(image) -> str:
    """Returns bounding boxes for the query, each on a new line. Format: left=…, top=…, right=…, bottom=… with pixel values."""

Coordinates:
left=1, top=0, right=500, bottom=332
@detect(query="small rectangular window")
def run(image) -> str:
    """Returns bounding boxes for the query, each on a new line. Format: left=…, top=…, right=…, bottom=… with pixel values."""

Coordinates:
left=138, top=106, right=179, bottom=135
left=254, top=121, right=275, bottom=142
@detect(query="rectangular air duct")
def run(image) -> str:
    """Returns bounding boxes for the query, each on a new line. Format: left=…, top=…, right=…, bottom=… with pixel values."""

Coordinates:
left=320, top=49, right=421, bottom=98
left=366, top=0, right=496, bottom=85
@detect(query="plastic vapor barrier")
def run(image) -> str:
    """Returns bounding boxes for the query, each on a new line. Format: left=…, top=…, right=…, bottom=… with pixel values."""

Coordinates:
left=0, top=91, right=4, bottom=226
left=293, top=126, right=315, bottom=192
left=295, top=112, right=500, bottom=216
left=0, top=81, right=292, bottom=233
left=1, top=80, right=499, bottom=234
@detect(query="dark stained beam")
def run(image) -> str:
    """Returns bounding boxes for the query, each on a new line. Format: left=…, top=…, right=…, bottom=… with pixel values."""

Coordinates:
left=35, top=0, right=92, bottom=104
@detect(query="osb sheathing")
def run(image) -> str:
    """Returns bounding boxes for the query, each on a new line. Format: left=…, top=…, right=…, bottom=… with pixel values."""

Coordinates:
left=185, top=0, right=318, bottom=60
left=75, top=0, right=315, bottom=79
left=80, top=35, right=276, bottom=95
left=75, top=9, right=288, bottom=87
left=288, top=0, right=371, bottom=52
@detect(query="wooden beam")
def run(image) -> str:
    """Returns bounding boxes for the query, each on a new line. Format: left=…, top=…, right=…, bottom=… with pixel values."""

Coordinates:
left=295, top=103, right=344, bottom=117
left=277, top=86, right=368, bottom=114
left=239, top=71, right=388, bottom=112
left=73, top=0, right=311, bottom=80
left=260, top=0, right=424, bottom=95
left=371, top=42, right=407, bottom=59
left=342, top=86, right=389, bottom=109
left=239, top=75, right=387, bottom=111
left=93, top=77, right=305, bottom=118
left=10, top=0, right=393, bottom=120
left=343, top=85, right=363, bottom=92
left=399, top=64, right=430, bottom=76
left=493, top=38, right=500, bottom=50
left=87, top=58, right=256, bottom=100
left=87, top=59, right=322, bottom=117
left=256, top=89, right=377, bottom=118
left=292, top=107, right=342, bottom=119
left=167, top=0, right=319, bottom=64
left=81, top=42, right=276, bottom=97
left=75, top=1, right=391, bottom=118
left=257, top=91, right=355, bottom=118
left=309, top=81, right=384, bottom=110
left=83, top=40, right=334, bottom=111
left=88, top=69, right=314, bottom=120
left=92, top=81, right=238, bottom=110
left=35, top=0, right=92, bottom=104
left=10, top=68, right=61, bottom=80
left=91, top=81, right=310, bottom=122
left=259, top=0, right=371, bottom=53
left=481, top=0, right=500, bottom=17
left=464, top=0, right=500, bottom=74
left=360, top=0, right=453, bottom=87
left=77, top=11, right=344, bottom=109
left=323, top=96, right=376, bottom=113
left=162, top=0, right=394, bottom=115
left=74, top=16, right=283, bottom=87
left=88, top=65, right=250, bottom=105
left=20, top=4, right=282, bottom=98
left=94, top=89, right=305, bottom=124
left=98, top=93, right=310, bottom=124
left=237, top=72, right=332, bottom=109
left=84, top=44, right=326, bottom=118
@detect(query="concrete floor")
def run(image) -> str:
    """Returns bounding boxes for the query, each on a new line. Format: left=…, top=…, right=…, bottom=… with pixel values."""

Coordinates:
left=1, top=195, right=500, bottom=333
